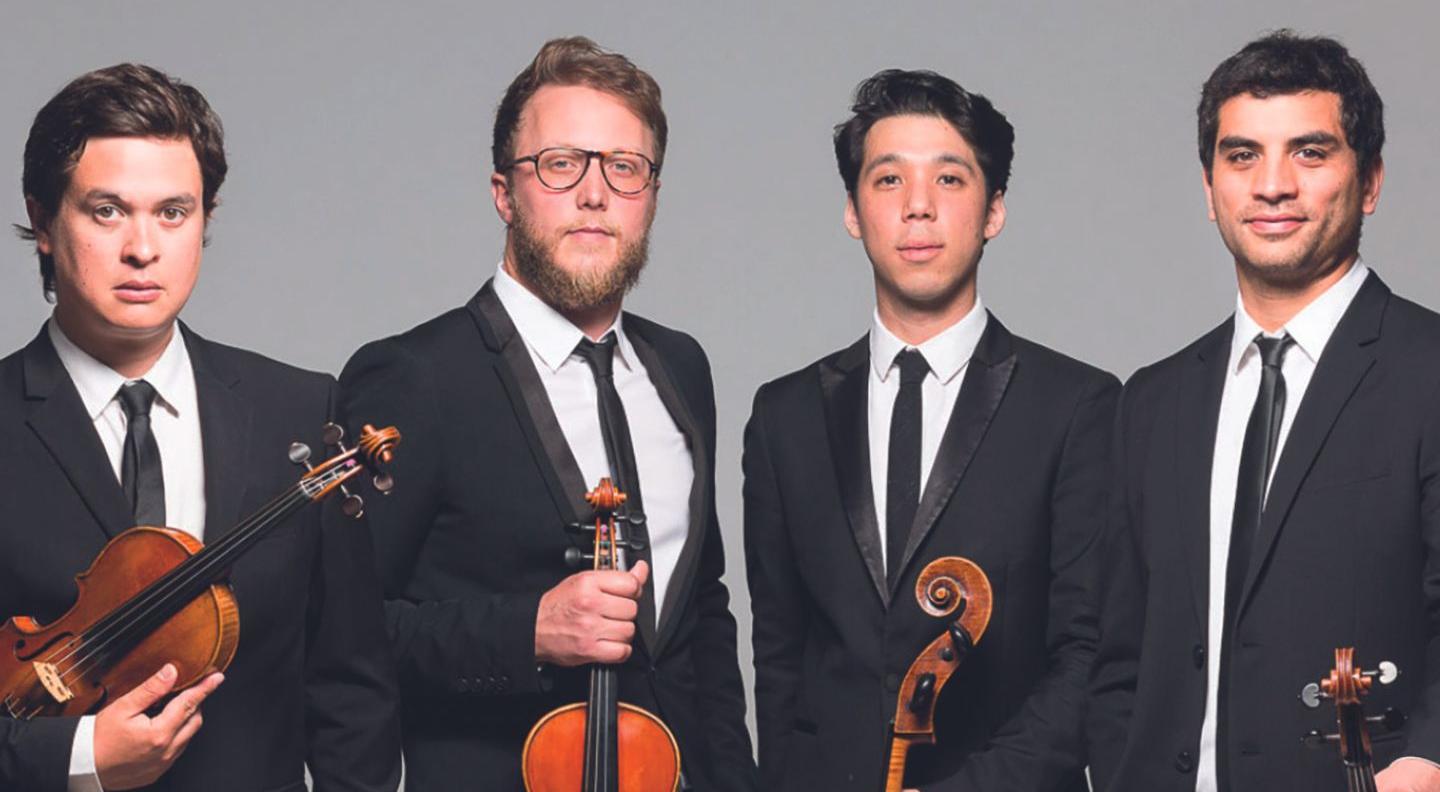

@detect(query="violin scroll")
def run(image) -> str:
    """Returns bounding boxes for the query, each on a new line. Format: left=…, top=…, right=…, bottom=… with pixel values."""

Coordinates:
left=298, top=424, right=402, bottom=516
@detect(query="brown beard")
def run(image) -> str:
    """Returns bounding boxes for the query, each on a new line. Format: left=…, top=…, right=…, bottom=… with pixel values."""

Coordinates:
left=508, top=200, right=650, bottom=313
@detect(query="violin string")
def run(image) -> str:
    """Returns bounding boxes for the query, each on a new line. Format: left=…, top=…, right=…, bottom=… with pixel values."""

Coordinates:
left=41, top=473, right=329, bottom=689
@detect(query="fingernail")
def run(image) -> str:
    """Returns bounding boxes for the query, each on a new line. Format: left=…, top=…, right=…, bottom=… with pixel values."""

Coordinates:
left=160, top=664, right=177, bottom=681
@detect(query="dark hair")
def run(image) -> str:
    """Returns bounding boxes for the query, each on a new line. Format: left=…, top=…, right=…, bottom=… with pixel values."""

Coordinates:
left=833, top=69, right=1014, bottom=197
left=492, top=37, right=667, bottom=173
left=17, top=63, right=227, bottom=297
left=1198, top=30, right=1384, bottom=180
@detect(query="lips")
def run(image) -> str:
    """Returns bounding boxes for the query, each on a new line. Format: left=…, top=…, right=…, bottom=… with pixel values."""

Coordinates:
left=1244, top=215, right=1306, bottom=235
left=115, top=281, right=163, bottom=303
left=897, top=242, right=944, bottom=262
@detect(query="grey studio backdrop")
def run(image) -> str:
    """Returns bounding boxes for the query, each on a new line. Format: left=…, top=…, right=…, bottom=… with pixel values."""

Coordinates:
left=3, top=0, right=1438, bottom=784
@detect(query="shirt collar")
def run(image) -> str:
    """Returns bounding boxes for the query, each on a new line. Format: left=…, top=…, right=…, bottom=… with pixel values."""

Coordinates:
left=47, top=317, right=190, bottom=420
left=869, top=295, right=988, bottom=385
left=492, top=262, right=635, bottom=374
left=1229, top=259, right=1370, bottom=372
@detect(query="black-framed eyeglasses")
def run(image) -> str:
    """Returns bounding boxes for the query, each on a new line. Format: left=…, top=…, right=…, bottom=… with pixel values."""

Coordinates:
left=504, top=147, right=659, bottom=195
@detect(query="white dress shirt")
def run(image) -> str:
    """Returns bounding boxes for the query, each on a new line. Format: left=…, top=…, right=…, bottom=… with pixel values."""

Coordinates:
left=868, top=298, right=988, bottom=569
left=49, top=318, right=207, bottom=792
left=493, top=264, right=693, bottom=623
left=1194, top=260, right=1369, bottom=792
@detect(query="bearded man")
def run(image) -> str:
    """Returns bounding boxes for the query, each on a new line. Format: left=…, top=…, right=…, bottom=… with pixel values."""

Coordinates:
left=337, top=37, right=757, bottom=792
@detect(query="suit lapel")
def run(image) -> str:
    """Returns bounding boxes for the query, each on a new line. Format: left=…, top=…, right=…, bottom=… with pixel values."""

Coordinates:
left=470, top=282, right=590, bottom=525
left=892, top=315, right=1016, bottom=595
left=184, top=326, right=252, bottom=538
left=820, top=336, right=889, bottom=607
left=1175, top=321, right=1232, bottom=628
left=626, top=323, right=704, bottom=656
left=1238, top=273, right=1387, bottom=616
left=21, top=329, right=134, bottom=539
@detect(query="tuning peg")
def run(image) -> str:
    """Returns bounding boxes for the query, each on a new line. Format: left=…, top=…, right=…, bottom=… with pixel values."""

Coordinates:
left=623, top=538, right=648, bottom=553
left=1300, top=682, right=1328, bottom=709
left=322, top=423, right=348, bottom=450
left=373, top=473, right=394, bottom=494
left=1302, top=729, right=1340, bottom=749
left=907, top=672, right=936, bottom=714
left=564, top=547, right=595, bottom=569
left=288, top=442, right=314, bottom=470
left=947, top=623, right=974, bottom=664
left=564, top=521, right=596, bottom=535
left=1368, top=707, right=1407, bottom=734
left=1373, top=661, right=1399, bottom=685
left=339, top=484, right=364, bottom=518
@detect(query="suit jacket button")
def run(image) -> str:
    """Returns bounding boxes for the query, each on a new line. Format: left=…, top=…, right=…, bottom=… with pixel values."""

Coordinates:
left=1192, top=644, right=1205, bottom=669
left=456, top=678, right=470, bottom=693
left=1175, top=751, right=1195, bottom=773
left=884, top=674, right=900, bottom=692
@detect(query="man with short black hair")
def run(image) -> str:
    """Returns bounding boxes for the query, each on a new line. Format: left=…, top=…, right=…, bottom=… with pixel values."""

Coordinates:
left=744, top=68, right=1116, bottom=792
left=340, top=37, right=756, bottom=791
left=0, top=63, right=400, bottom=792
left=1089, top=30, right=1440, bottom=792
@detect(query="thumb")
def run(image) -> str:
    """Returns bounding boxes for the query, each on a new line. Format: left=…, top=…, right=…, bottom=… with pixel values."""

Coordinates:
left=629, top=559, right=650, bottom=591
left=114, top=663, right=178, bottom=715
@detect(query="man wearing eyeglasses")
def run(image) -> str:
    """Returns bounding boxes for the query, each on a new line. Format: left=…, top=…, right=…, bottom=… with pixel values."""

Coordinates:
left=337, top=37, right=758, bottom=792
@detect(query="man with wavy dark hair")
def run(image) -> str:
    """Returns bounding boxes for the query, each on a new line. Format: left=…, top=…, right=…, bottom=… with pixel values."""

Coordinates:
left=340, top=37, right=756, bottom=791
left=744, top=67, right=1116, bottom=791
left=1089, top=30, right=1440, bottom=792
left=0, top=63, right=400, bottom=792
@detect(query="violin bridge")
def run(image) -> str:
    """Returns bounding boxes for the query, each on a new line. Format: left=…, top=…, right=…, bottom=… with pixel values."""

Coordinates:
left=33, top=661, right=74, bottom=704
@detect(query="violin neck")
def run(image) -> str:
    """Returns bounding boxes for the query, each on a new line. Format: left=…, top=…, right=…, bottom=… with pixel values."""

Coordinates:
left=1345, top=761, right=1377, bottom=792
left=582, top=664, right=620, bottom=792
left=883, top=734, right=911, bottom=792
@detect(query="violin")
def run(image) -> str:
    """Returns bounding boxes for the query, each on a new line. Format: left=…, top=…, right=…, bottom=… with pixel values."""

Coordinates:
left=522, top=477, right=680, bottom=792
left=1, top=423, right=399, bottom=720
left=884, top=556, right=993, bottom=792
left=1299, top=647, right=1405, bottom=792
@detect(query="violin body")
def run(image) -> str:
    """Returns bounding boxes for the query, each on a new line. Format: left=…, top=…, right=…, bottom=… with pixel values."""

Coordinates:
left=1, top=526, right=237, bottom=719
left=522, top=701, right=680, bottom=792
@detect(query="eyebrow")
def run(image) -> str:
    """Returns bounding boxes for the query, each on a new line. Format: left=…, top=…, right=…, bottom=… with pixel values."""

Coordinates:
left=862, top=152, right=977, bottom=177
left=79, top=190, right=198, bottom=209
left=1217, top=131, right=1343, bottom=153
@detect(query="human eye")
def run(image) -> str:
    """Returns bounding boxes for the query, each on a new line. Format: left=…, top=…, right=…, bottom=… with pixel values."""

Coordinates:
left=1295, top=147, right=1327, bottom=163
left=159, top=206, right=189, bottom=224
left=873, top=173, right=901, bottom=188
left=607, top=157, right=639, bottom=176
left=1225, top=149, right=1258, bottom=166
left=92, top=204, right=122, bottom=222
left=938, top=173, right=965, bottom=187
left=542, top=151, right=582, bottom=172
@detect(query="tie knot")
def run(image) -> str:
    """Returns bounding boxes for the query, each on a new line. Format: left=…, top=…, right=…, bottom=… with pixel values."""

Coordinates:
left=1253, top=334, right=1295, bottom=369
left=894, top=348, right=930, bottom=386
left=576, top=332, right=619, bottom=379
left=117, top=380, right=158, bottom=419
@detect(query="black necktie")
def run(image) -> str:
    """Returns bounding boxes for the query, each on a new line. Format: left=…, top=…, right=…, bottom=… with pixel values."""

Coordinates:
left=1217, top=333, right=1294, bottom=791
left=576, top=333, right=657, bottom=636
left=887, top=348, right=929, bottom=587
left=118, top=380, right=166, bottom=527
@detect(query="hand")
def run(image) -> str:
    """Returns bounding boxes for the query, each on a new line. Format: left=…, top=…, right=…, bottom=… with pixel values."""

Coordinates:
left=1378, top=758, right=1440, bottom=791
left=93, top=663, right=224, bottom=790
left=535, top=560, right=649, bottom=666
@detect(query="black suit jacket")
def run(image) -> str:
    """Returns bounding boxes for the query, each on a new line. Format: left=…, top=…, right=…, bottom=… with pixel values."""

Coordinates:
left=744, top=315, right=1117, bottom=791
left=0, top=324, right=401, bottom=792
left=337, top=282, right=757, bottom=792
left=1089, top=273, right=1440, bottom=791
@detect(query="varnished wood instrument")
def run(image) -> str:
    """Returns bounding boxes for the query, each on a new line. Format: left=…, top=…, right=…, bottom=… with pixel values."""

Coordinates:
left=522, top=478, right=681, bottom=792
left=0, top=423, right=399, bottom=720
left=884, top=556, right=993, bottom=792
left=1299, top=647, right=1405, bottom=792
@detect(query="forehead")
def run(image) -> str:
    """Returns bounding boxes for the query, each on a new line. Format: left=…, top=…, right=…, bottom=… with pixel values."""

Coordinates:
left=1215, top=90, right=1345, bottom=142
left=68, top=136, right=202, bottom=196
left=515, top=84, right=654, bottom=156
left=863, top=113, right=976, bottom=166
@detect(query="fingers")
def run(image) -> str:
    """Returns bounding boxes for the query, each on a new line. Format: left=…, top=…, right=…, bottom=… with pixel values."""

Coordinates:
left=595, top=567, right=646, bottom=599
left=167, top=705, right=205, bottom=758
left=629, top=560, right=650, bottom=589
left=152, top=672, right=224, bottom=735
left=112, top=663, right=178, bottom=716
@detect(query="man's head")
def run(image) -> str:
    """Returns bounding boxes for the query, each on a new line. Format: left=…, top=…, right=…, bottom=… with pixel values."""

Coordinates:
left=834, top=69, right=1012, bottom=315
left=1198, top=31, right=1384, bottom=290
left=490, top=37, right=665, bottom=314
left=17, top=63, right=226, bottom=347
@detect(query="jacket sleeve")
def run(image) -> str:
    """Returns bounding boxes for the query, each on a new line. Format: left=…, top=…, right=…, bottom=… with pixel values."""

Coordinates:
left=304, top=378, right=403, bottom=792
left=1396, top=376, right=1440, bottom=763
left=928, top=372, right=1120, bottom=792
left=0, top=715, right=80, bottom=792
left=338, top=340, right=547, bottom=700
left=742, top=383, right=809, bottom=789
left=683, top=347, right=759, bottom=792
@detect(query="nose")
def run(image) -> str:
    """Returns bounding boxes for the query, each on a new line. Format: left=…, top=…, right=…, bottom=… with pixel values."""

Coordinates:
left=903, top=181, right=936, bottom=221
left=1253, top=155, right=1299, bottom=204
left=121, top=217, right=160, bottom=268
left=575, top=154, right=610, bottom=211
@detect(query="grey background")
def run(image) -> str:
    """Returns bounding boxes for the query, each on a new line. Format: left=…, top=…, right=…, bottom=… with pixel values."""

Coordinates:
left=3, top=0, right=1437, bottom=766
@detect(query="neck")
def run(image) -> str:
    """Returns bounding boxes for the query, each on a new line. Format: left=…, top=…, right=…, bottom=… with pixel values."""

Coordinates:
left=501, top=257, right=622, bottom=342
left=876, top=283, right=977, bottom=346
left=53, top=307, right=174, bottom=380
left=1237, top=254, right=1356, bottom=334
